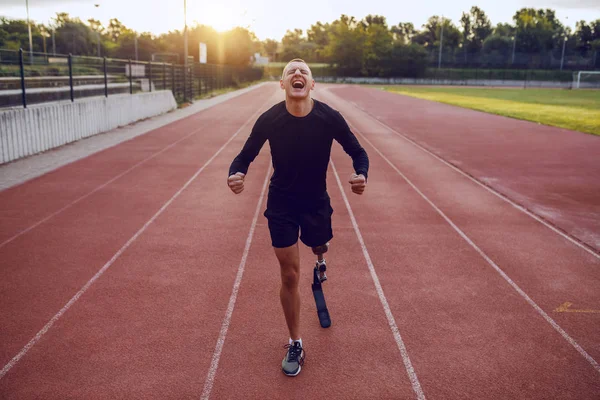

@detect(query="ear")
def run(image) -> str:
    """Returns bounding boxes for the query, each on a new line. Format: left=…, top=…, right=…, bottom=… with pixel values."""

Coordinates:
left=310, top=79, right=315, bottom=91
left=280, top=79, right=285, bottom=90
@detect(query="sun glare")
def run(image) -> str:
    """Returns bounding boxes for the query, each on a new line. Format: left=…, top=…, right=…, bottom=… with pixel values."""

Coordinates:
left=194, top=4, right=248, bottom=32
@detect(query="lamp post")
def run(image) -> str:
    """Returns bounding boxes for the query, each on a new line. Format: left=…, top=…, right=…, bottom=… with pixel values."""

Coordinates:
left=511, top=30, right=517, bottom=65
left=438, top=16, right=444, bottom=69
left=25, top=0, right=33, bottom=64
left=184, top=0, right=188, bottom=66
left=560, top=16, right=569, bottom=71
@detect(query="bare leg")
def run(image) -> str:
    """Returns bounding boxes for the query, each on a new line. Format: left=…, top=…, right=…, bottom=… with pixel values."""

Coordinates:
left=274, top=243, right=301, bottom=340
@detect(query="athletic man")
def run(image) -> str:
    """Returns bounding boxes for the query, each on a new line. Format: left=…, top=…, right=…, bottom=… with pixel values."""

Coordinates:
left=227, top=59, right=369, bottom=376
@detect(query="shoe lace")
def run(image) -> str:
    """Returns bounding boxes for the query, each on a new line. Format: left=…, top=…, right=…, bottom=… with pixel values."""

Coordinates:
left=284, top=343, right=305, bottom=365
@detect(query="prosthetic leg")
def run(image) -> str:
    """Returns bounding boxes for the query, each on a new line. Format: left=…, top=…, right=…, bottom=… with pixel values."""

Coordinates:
left=311, top=243, right=331, bottom=328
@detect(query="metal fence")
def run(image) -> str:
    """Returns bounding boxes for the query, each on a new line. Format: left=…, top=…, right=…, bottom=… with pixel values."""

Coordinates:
left=0, top=49, right=264, bottom=109
left=428, top=48, right=599, bottom=71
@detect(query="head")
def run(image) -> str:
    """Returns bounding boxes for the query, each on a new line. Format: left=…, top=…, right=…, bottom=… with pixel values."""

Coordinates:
left=280, top=58, right=315, bottom=100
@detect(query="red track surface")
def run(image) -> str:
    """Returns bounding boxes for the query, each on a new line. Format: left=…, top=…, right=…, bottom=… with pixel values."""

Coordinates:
left=1, top=82, right=599, bottom=399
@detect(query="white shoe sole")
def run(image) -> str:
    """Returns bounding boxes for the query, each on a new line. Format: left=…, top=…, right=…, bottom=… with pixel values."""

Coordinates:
left=282, top=365, right=301, bottom=377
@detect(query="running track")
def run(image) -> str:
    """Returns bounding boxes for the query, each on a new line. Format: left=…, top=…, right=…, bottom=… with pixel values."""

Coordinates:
left=0, top=82, right=599, bottom=399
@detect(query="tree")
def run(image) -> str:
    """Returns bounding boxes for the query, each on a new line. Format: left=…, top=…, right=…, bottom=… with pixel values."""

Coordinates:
left=391, top=22, right=416, bottom=44
left=460, top=12, right=471, bottom=59
left=281, top=29, right=307, bottom=61
left=460, top=6, right=492, bottom=60
left=52, top=13, right=97, bottom=55
left=413, top=16, right=460, bottom=51
left=482, top=35, right=512, bottom=66
left=494, top=23, right=516, bottom=38
left=513, top=8, right=564, bottom=53
left=390, top=42, right=427, bottom=77
left=0, top=17, right=44, bottom=52
left=324, top=15, right=365, bottom=75
left=470, top=7, right=492, bottom=51
left=362, top=15, right=393, bottom=76
left=307, top=22, right=331, bottom=62
left=221, top=27, right=255, bottom=66
left=574, top=21, right=593, bottom=55
left=262, top=39, right=279, bottom=61
left=107, top=18, right=129, bottom=43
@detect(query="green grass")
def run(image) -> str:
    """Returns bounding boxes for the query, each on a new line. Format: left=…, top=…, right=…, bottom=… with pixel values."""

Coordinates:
left=382, top=86, right=600, bottom=135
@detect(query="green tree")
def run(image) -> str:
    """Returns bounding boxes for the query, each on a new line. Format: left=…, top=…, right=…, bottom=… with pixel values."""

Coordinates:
left=391, top=22, right=416, bottom=44
left=52, top=13, right=96, bottom=55
left=262, top=38, right=279, bottom=61
left=281, top=28, right=306, bottom=61
left=494, top=23, right=516, bottom=38
left=390, top=42, right=427, bottom=77
left=0, top=17, right=44, bottom=52
left=574, top=21, right=593, bottom=55
left=324, top=15, right=365, bottom=75
left=221, top=27, right=255, bottom=66
left=362, top=15, right=392, bottom=76
left=306, top=22, right=331, bottom=62
left=512, top=8, right=564, bottom=53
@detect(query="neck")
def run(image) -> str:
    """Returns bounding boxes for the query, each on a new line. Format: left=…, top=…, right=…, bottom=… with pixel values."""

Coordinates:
left=285, top=96, right=313, bottom=117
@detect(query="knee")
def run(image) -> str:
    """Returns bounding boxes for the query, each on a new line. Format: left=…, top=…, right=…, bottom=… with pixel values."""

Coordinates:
left=280, top=265, right=300, bottom=289
left=312, top=242, right=329, bottom=255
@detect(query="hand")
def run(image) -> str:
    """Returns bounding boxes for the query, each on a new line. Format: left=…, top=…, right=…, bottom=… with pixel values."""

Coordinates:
left=349, top=174, right=366, bottom=195
left=228, top=172, right=246, bottom=194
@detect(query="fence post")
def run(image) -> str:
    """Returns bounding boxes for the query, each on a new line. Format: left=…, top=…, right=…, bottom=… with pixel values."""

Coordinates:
left=183, top=64, right=187, bottom=102
left=19, top=48, right=27, bottom=108
left=198, top=65, right=202, bottom=97
left=68, top=53, right=74, bottom=102
left=171, top=64, right=175, bottom=95
left=129, top=59, right=133, bottom=94
left=103, top=57, right=108, bottom=97
left=149, top=62, right=152, bottom=92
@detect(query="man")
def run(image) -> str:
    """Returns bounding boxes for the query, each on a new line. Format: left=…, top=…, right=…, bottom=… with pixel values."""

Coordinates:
left=227, top=59, right=369, bottom=377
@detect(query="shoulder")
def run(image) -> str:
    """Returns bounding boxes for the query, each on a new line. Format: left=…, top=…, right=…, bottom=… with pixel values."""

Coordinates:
left=254, top=101, right=287, bottom=130
left=313, top=99, right=347, bottom=127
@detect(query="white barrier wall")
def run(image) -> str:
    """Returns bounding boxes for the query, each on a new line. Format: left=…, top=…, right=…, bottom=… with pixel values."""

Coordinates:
left=0, top=91, right=177, bottom=164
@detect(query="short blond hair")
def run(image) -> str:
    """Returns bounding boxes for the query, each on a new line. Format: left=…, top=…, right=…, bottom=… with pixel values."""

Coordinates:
left=282, top=58, right=310, bottom=79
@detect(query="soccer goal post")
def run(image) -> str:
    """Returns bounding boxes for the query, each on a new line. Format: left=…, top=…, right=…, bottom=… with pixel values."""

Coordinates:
left=573, top=71, right=600, bottom=89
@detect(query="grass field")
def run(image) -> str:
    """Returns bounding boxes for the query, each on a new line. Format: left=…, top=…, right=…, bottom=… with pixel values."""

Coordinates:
left=382, top=87, right=600, bottom=136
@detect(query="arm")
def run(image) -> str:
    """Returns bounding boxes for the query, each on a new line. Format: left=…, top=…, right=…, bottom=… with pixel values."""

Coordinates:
left=332, top=111, right=369, bottom=194
left=227, top=118, right=268, bottom=194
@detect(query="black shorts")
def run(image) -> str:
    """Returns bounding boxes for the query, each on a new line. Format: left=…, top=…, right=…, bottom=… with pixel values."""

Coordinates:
left=263, top=193, right=334, bottom=248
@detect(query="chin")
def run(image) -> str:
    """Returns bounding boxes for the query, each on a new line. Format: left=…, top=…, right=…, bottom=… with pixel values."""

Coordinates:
left=287, top=89, right=310, bottom=99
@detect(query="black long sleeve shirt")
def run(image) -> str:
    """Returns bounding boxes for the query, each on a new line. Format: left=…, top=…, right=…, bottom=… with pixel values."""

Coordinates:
left=229, top=99, right=369, bottom=201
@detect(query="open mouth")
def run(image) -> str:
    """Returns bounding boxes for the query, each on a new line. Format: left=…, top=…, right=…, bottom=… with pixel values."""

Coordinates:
left=292, top=80, right=305, bottom=89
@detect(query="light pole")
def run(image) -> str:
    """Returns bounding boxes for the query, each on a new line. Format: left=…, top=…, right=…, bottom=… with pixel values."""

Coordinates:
left=25, top=0, right=33, bottom=64
left=438, top=16, right=444, bottom=69
left=95, top=4, right=101, bottom=57
left=183, top=0, right=188, bottom=66
left=560, top=16, right=568, bottom=71
left=512, top=29, right=517, bottom=65
left=560, top=36, right=567, bottom=70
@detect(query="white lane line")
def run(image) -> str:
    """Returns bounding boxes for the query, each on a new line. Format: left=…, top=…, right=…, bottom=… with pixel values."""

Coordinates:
left=331, top=160, right=426, bottom=400
left=0, top=90, right=274, bottom=250
left=1, top=126, right=200, bottom=249
left=341, top=117, right=600, bottom=376
left=200, top=163, right=272, bottom=400
left=341, top=91, right=600, bottom=260
left=0, top=97, right=274, bottom=381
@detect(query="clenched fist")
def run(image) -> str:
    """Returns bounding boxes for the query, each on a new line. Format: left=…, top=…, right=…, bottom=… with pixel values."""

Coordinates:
left=349, top=173, right=366, bottom=195
left=227, top=172, right=246, bottom=194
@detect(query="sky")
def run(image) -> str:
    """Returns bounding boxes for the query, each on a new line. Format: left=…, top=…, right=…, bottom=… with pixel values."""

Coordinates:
left=1, top=0, right=599, bottom=41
